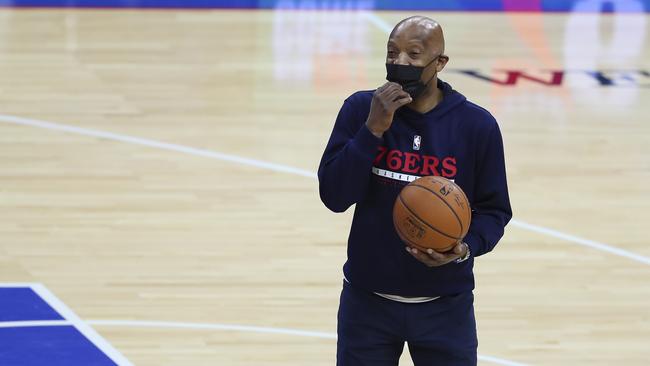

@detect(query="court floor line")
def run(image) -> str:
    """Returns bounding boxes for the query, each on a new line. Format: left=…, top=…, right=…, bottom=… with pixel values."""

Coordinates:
left=0, top=320, right=72, bottom=328
left=30, top=283, right=134, bottom=366
left=0, top=115, right=316, bottom=179
left=1, top=114, right=648, bottom=266
left=89, top=319, right=336, bottom=339
left=86, top=319, right=529, bottom=366
left=0, top=283, right=133, bottom=366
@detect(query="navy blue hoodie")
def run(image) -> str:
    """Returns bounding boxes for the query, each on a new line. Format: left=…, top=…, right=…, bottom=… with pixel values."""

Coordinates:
left=318, top=79, right=512, bottom=297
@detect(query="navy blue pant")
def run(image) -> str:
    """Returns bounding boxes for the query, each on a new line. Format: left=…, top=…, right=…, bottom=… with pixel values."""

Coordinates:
left=337, top=281, right=478, bottom=366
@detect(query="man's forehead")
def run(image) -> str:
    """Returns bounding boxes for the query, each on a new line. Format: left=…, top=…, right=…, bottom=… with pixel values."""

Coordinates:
left=388, top=31, right=433, bottom=47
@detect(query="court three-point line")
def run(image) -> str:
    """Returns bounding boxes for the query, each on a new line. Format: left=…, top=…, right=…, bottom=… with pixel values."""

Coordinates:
left=1, top=113, right=648, bottom=268
left=0, top=114, right=316, bottom=179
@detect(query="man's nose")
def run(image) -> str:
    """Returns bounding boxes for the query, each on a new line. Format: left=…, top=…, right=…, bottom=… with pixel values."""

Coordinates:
left=395, top=52, right=410, bottom=65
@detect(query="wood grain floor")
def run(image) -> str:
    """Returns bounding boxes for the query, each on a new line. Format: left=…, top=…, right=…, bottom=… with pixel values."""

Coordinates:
left=0, top=9, right=649, bottom=366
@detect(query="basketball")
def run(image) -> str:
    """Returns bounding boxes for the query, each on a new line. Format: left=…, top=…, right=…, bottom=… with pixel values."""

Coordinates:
left=393, top=176, right=472, bottom=252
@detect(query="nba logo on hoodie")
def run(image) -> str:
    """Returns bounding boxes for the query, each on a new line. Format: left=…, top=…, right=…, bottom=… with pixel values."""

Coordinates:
left=413, top=135, right=421, bottom=150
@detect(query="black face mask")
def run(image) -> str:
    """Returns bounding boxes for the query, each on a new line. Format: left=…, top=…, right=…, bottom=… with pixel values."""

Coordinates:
left=385, top=56, right=438, bottom=99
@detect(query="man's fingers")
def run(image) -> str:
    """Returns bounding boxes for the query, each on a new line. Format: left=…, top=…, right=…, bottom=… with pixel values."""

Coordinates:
left=394, top=95, right=413, bottom=106
left=424, top=248, right=448, bottom=261
left=384, top=87, right=402, bottom=97
left=376, top=83, right=411, bottom=108
left=406, top=247, right=439, bottom=267
left=378, top=83, right=402, bottom=96
left=384, top=85, right=405, bottom=97
left=385, top=89, right=405, bottom=103
left=417, top=246, right=462, bottom=265
left=384, top=81, right=402, bottom=89
left=390, top=89, right=411, bottom=101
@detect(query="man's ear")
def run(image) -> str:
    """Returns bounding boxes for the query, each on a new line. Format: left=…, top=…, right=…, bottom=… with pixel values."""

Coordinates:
left=436, top=55, right=449, bottom=72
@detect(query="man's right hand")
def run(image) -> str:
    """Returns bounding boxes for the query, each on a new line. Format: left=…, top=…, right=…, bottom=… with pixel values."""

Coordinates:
left=365, top=82, right=413, bottom=138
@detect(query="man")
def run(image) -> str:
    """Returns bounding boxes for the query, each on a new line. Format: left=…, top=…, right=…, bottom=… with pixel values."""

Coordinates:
left=318, top=16, right=512, bottom=366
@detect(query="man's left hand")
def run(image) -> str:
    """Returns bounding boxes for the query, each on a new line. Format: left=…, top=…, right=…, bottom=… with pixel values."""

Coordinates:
left=406, top=241, right=468, bottom=267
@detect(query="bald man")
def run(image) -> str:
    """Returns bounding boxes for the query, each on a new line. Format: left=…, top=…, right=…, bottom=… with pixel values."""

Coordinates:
left=318, top=16, right=512, bottom=366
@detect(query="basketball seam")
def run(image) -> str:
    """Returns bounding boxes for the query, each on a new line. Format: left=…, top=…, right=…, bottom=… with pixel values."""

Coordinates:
left=397, top=194, right=459, bottom=240
left=459, top=188, right=472, bottom=232
left=408, top=183, right=465, bottom=235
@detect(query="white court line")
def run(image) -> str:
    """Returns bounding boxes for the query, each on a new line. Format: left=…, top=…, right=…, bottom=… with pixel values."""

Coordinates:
left=0, top=115, right=316, bottom=179
left=87, top=319, right=529, bottom=366
left=0, top=320, right=72, bottom=328
left=511, top=220, right=650, bottom=265
left=0, top=283, right=47, bottom=287
left=30, top=284, right=134, bottom=366
left=1, top=114, right=648, bottom=266
left=88, top=319, right=336, bottom=339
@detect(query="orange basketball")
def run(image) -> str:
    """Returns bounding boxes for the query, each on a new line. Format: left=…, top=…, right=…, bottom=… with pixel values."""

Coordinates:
left=393, top=176, right=471, bottom=252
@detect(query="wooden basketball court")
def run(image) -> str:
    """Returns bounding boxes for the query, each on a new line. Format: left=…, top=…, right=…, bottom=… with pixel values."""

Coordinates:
left=1, top=7, right=649, bottom=366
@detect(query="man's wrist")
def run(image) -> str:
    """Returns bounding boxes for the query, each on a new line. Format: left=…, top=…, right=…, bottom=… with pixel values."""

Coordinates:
left=365, top=123, right=384, bottom=138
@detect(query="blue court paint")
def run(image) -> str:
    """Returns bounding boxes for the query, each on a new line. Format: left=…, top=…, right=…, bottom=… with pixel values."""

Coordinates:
left=0, top=0, right=648, bottom=12
left=0, top=285, right=132, bottom=365
left=0, top=326, right=118, bottom=366
left=0, top=288, right=64, bottom=322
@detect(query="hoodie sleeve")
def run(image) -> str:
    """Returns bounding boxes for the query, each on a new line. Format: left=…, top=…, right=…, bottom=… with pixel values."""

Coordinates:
left=464, top=121, right=513, bottom=257
left=318, top=95, right=383, bottom=213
